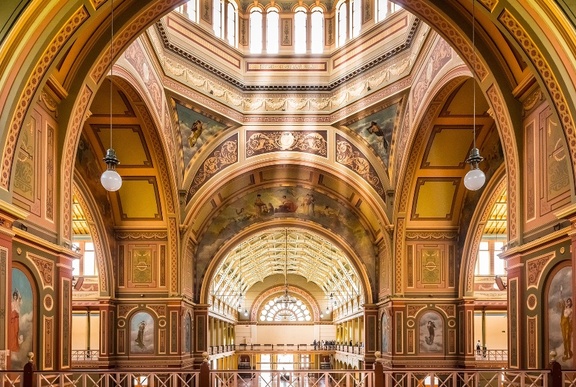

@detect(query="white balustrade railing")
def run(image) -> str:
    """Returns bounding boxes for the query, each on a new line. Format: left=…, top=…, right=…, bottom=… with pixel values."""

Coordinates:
left=474, top=349, right=508, bottom=361
left=0, top=368, right=555, bottom=387
left=71, top=349, right=100, bottom=361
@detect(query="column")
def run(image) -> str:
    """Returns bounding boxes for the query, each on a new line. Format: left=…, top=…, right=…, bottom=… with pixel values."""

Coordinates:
left=97, top=299, right=116, bottom=366
left=194, top=304, right=210, bottom=367
left=363, top=304, right=378, bottom=367
left=457, top=298, right=477, bottom=366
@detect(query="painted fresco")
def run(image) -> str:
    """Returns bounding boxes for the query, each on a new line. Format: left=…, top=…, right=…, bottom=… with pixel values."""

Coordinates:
left=195, top=186, right=375, bottom=291
left=10, top=268, right=34, bottom=370
left=184, top=314, right=192, bottom=353
left=548, top=266, right=573, bottom=367
left=381, top=313, right=390, bottom=353
left=346, top=103, right=398, bottom=169
left=175, top=101, right=228, bottom=171
left=419, top=310, right=443, bottom=353
left=130, top=311, right=155, bottom=354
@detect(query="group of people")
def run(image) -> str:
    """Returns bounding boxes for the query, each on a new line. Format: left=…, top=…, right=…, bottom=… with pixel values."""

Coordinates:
left=312, top=340, right=363, bottom=350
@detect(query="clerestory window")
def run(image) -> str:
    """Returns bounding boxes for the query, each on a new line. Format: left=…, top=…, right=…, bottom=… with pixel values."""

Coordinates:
left=176, top=0, right=197, bottom=22
left=294, top=7, right=307, bottom=54
left=337, top=0, right=347, bottom=47
left=376, top=0, right=401, bottom=22
left=267, top=7, right=280, bottom=53
left=250, top=7, right=263, bottom=54
left=227, top=1, right=238, bottom=47
left=310, top=7, right=324, bottom=54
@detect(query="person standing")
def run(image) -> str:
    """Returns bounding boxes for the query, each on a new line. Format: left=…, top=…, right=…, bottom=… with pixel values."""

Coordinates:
left=9, top=290, right=22, bottom=352
left=559, top=287, right=573, bottom=360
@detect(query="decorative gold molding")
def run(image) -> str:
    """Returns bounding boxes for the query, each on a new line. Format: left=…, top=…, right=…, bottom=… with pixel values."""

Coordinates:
left=1, top=6, right=90, bottom=189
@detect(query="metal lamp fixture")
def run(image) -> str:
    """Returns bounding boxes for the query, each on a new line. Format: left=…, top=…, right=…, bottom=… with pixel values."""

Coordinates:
left=100, top=0, right=122, bottom=192
left=464, top=0, right=485, bottom=191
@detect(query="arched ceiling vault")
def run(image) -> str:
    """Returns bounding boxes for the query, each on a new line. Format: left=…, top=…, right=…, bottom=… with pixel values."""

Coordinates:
left=183, top=149, right=391, bottom=244
left=2, top=0, right=576, bottom=311
left=200, top=224, right=372, bottom=310
left=207, top=228, right=365, bottom=310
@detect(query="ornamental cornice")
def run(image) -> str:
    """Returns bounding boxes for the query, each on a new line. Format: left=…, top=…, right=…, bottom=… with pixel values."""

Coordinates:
left=161, top=52, right=414, bottom=115
left=154, top=18, right=422, bottom=92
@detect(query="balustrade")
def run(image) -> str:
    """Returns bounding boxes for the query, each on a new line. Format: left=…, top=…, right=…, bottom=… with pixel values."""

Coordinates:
left=0, top=367, right=559, bottom=387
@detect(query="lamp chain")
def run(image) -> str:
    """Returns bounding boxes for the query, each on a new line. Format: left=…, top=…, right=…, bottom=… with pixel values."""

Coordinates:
left=472, top=0, right=476, bottom=149
left=110, top=0, right=114, bottom=150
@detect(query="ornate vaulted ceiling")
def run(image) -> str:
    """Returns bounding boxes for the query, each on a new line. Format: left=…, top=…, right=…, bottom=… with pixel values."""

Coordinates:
left=74, top=3, right=504, bottom=307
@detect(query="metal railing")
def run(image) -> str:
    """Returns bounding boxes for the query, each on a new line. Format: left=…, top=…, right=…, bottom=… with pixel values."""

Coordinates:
left=474, top=349, right=508, bottom=362
left=209, top=343, right=365, bottom=354
left=0, top=366, right=557, bottom=387
left=71, top=350, right=100, bottom=361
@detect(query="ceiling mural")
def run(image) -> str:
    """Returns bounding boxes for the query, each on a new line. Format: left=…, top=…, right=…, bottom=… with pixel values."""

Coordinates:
left=174, top=100, right=229, bottom=171
left=345, top=102, right=399, bottom=170
left=194, top=186, right=376, bottom=294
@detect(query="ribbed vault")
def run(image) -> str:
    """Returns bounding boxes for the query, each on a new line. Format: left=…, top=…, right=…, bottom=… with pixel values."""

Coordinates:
left=208, top=227, right=365, bottom=312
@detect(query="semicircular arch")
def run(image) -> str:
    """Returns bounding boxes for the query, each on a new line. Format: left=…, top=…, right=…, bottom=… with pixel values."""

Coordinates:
left=199, top=221, right=374, bottom=310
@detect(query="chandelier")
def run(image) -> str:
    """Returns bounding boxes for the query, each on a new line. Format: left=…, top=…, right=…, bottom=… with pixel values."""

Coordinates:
left=276, top=229, right=296, bottom=308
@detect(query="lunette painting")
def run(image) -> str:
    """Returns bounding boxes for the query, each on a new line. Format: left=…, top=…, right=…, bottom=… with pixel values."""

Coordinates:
left=10, top=268, right=33, bottom=369
left=130, top=311, right=155, bottom=354
left=346, top=102, right=398, bottom=170
left=419, top=310, right=443, bottom=353
left=548, top=265, right=573, bottom=367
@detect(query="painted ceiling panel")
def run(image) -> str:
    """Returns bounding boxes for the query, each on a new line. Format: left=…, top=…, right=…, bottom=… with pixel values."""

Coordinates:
left=175, top=100, right=228, bottom=172
left=90, top=82, right=135, bottom=116
left=442, top=79, right=489, bottom=116
left=195, top=185, right=376, bottom=290
left=345, top=102, right=398, bottom=170
left=118, top=178, right=162, bottom=220
left=95, top=125, right=151, bottom=167
left=257, top=165, right=316, bottom=184
left=424, top=127, right=473, bottom=168
left=412, top=179, right=458, bottom=220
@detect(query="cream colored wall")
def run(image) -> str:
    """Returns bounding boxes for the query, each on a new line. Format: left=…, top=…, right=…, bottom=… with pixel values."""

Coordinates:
left=474, top=312, right=508, bottom=350
left=235, top=324, right=336, bottom=345
left=71, top=312, right=100, bottom=350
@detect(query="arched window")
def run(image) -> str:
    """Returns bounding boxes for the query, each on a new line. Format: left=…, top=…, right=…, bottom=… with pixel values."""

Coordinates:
left=213, top=0, right=224, bottom=38
left=250, top=7, right=263, bottom=54
left=266, top=7, right=280, bottom=54
left=294, top=7, right=307, bottom=54
left=259, top=298, right=312, bottom=322
left=351, top=0, right=361, bottom=38
left=337, top=0, right=347, bottom=47
left=176, top=0, right=197, bottom=22
left=310, top=7, right=324, bottom=54
left=226, top=1, right=237, bottom=47
left=376, top=0, right=400, bottom=22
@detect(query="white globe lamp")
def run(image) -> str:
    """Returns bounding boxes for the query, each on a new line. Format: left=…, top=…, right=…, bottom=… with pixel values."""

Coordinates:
left=464, top=147, right=485, bottom=191
left=101, top=148, right=122, bottom=192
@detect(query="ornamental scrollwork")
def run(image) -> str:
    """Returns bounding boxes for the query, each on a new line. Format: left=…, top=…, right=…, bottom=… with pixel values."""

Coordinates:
left=245, top=131, right=327, bottom=157
left=187, top=135, right=238, bottom=202
left=335, top=136, right=385, bottom=198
